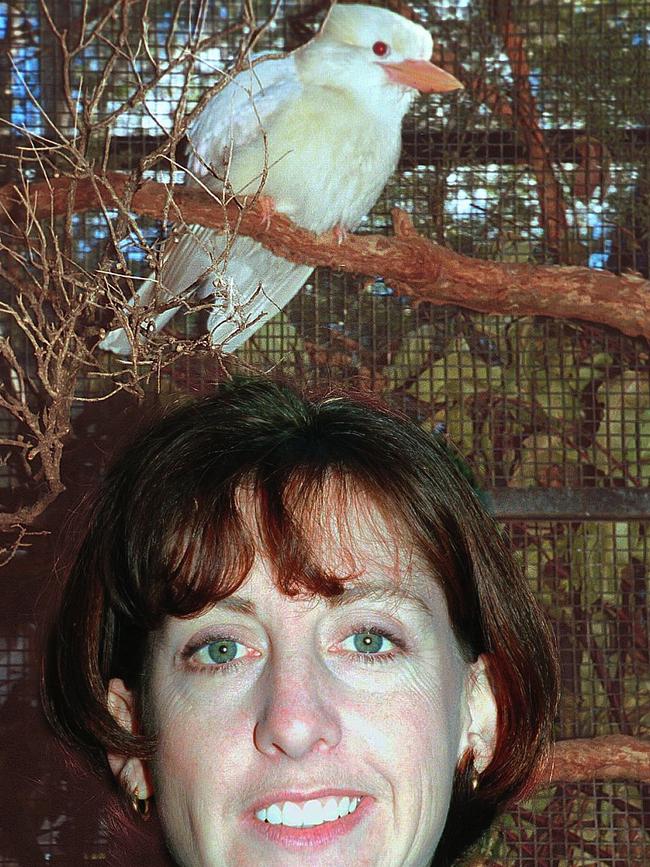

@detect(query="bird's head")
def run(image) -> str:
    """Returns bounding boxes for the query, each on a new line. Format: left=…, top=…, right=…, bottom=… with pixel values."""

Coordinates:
left=300, top=3, right=462, bottom=113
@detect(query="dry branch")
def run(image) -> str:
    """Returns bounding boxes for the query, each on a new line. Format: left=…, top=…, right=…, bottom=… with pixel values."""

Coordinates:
left=392, top=0, right=574, bottom=256
left=2, top=173, right=648, bottom=342
left=499, top=19, right=571, bottom=255
left=0, top=0, right=284, bottom=564
left=542, top=735, right=650, bottom=786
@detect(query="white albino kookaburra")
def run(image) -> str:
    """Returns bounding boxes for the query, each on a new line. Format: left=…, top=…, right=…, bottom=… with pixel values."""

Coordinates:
left=99, top=3, right=462, bottom=356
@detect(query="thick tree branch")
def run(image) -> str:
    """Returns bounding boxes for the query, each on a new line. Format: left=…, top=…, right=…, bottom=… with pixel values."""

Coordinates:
left=1, top=173, right=649, bottom=341
left=542, top=735, right=650, bottom=786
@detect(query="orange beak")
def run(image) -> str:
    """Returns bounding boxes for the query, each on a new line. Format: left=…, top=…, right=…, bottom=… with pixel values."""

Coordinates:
left=381, top=59, right=463, bottom=93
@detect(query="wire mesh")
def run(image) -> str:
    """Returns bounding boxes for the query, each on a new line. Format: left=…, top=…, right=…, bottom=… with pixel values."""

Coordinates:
left=0, top=0, right=649, bottom=864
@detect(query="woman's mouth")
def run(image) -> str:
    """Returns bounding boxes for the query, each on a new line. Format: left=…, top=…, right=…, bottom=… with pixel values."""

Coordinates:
left=256, top=795, right=361, bottom=827
left=247, top=794, right=373, bottom=851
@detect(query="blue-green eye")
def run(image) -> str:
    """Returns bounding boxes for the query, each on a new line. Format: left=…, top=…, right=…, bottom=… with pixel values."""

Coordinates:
left=342, top=630, right=396, bottom=655
left=193, top=639, right=246, bottom=666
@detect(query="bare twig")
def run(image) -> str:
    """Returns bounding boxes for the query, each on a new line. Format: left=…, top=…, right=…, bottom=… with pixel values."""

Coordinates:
left=0, top=0, right=272, bottom=563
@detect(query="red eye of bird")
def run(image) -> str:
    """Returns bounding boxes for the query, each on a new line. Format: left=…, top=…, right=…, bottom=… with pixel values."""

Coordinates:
left=372, top=41, right=389, bottom=57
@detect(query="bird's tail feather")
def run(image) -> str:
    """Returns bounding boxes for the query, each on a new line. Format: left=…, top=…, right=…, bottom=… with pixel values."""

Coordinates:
left=99, top=268, right=190, bottom=355
left=98, top=298, right=182, bottom=355
left=207, top=262, right=313, bottom=353
left=99, top=226, right=223, bottom=355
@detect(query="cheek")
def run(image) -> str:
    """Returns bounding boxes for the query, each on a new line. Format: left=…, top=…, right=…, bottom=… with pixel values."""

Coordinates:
left=148, top=686, right=257, bottom=865
left=150, top=692, right=206, bottom=804
left=149, top=681, right=251, bottom=806
left=348, top=664, right=464, bottom=777
left=385, top=669, right=465, bottom=838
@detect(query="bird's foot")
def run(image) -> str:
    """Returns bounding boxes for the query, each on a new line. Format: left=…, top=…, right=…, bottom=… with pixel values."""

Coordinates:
left=333, top=224, right=349, bottom=245
left=257, top=196, right=276, bottom=231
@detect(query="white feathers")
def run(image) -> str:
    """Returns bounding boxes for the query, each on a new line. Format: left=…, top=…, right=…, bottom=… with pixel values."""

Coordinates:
left=99, top=4, right=438, bottom=356
left=320, top=3, right=433, bottom=61
left=186, top=55, right=302, bottom=186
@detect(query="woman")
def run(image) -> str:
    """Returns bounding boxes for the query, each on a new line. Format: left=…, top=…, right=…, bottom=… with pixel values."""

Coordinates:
left=43, top=376, right=559, bottom=866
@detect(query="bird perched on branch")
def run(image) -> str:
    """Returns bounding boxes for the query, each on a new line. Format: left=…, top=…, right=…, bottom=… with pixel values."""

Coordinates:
left=100, top=3, right=462, bottom=356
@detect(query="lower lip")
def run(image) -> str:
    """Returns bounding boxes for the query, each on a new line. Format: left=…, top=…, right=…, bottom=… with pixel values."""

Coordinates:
left=246, top=797, right=373, bottom=851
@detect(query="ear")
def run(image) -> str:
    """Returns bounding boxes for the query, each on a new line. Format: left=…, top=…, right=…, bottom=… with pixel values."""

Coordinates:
left=107, top=678, right=154, bottom=799
left=458, top=655, right=498, bottom=773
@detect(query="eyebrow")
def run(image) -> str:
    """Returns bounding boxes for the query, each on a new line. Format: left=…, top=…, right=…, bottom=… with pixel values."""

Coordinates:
left=212, top=579, right=435, bottom=619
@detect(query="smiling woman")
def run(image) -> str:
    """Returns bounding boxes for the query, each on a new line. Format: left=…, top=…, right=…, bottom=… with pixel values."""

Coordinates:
left=42, top=376, right=559, bottom=867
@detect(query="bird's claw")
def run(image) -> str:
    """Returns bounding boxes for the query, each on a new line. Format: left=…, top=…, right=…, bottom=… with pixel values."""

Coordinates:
left=257, top=196, right=276, bottom=232
left=333, top=224, right=349, bottom=245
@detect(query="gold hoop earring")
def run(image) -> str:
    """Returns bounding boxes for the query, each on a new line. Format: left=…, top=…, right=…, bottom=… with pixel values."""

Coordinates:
left=130, top=786, right=151, bottom=820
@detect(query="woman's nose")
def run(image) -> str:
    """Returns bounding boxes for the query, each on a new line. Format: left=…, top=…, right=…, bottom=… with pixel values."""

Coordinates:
left=253, top=652, right=342, bottom=759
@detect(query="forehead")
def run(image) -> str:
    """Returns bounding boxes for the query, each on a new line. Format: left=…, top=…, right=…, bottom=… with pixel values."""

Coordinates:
left=245, top=473, right=418, bottom=566
left=237, top=479, right=442, bottom=617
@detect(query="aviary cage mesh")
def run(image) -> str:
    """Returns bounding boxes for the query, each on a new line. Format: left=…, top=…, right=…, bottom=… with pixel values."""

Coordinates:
left=0, top=0, right=648, bottom=864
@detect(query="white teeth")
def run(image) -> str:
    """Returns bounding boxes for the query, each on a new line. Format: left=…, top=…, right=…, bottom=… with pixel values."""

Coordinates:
left=282, top=801, right=304, bottom=828
left=302, top=799, right=324, bottom=826
left=322, top=797, right=340, bottom=822
left=255, top=796, right=362, bottom=826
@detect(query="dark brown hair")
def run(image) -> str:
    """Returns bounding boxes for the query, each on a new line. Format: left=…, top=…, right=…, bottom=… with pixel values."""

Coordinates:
left=43, top=376, right=559, bottom=866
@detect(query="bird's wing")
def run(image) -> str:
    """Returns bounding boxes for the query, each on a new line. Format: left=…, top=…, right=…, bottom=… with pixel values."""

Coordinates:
left=148, top=56, right=302, bottom=313
left=186, top=53, right=302, bottom=182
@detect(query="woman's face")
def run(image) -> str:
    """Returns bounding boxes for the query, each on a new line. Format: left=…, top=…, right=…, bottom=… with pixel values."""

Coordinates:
left=110, top=493, right=495, bottom=867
